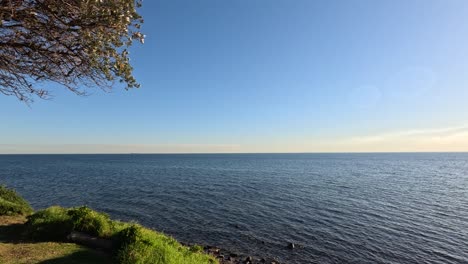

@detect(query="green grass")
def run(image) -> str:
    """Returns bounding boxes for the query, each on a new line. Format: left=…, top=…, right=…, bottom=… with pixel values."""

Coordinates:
left=25, top=206, right=119, bottom=241
left=25, top=206, right=72, bottom=241
left=26, top=206, right=217, bottom=264
left=0, top=215, right=112, bottom=264
left=0, top=186, right=216, bottom=264
left=0, top=186, right=33, bottom=216
left=115, top=224, right=216, bottom=264
left=0, top=242, right=112, bottom=264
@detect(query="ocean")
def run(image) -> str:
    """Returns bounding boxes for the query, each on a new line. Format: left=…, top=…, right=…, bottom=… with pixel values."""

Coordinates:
left=1, top=153, right=467, bottom=264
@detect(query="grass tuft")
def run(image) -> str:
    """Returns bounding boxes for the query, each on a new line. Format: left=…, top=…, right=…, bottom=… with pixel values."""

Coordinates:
left=0, top=185, right=33, bottom=216
left=115, top=224, right=215, bottom=264
left=25, top=206, right=72, bottom=241
left=68, top=206, right=113, bottom=237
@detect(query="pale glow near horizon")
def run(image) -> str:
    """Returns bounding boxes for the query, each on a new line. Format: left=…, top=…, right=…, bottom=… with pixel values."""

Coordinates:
left=2, top=125, right=468, bottom=154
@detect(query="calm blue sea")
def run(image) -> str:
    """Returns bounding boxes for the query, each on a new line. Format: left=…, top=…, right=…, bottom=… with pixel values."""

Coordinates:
left=1, top=153, right=468, bottom=264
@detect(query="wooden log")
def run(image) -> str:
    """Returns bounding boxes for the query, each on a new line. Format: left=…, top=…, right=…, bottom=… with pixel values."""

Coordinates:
left=67, top=231, right=114, bottom=250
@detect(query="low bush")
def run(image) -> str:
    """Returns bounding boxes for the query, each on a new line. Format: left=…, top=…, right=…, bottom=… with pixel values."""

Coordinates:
left=0, top=185, right=33, bottom=216
left=68, top=206, right=113, bottom=237
left=25, top=206, right=72, bottom=241
left=25, top=206, right=114, bottom=241
left=115, top=224, right=215, bottom=264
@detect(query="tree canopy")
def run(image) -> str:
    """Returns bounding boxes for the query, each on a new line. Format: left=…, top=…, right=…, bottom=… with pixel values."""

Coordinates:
left=0, top=0, right=144, bottom=103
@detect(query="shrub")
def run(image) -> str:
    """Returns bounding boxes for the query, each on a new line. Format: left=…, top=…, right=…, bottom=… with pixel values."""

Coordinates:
left=25, top=205, right=114, bottom=241
left=115, top=224, right=216, bottom=264
left=115, top=224, right=165, bottom=264
left=68, top=206, right=113, bottom=237
left=0, top=185, right=33, bottom=216
left=25, top=206, right=72, bottom=241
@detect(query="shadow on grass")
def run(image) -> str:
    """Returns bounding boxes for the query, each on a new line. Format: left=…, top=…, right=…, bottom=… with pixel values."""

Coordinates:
left=0, top=222, right=26, bottom=242
left=0, top=219, right=113, bottom=264
left=37, top=249, right=112, bottom=264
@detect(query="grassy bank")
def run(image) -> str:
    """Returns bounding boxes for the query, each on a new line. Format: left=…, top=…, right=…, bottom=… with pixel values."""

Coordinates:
left=0, top=186, right=33, bottom=216
left=0, top=186, right=217, bottom=264
left=0, top=215, right=112, bottom=264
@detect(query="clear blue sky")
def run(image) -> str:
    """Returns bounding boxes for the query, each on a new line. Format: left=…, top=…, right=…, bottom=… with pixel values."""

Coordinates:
left=2, top=0, right=468, bottom=153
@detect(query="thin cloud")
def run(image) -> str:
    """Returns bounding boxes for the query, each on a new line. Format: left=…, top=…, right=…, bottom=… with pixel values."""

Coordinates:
left=335, top=124, right=468, bottom=152
left=350, top=125, right=468, bottom=143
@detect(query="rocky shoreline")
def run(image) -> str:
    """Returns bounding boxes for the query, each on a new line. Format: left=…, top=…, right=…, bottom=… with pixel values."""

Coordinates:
left=182, top=243, right=285, bottom=264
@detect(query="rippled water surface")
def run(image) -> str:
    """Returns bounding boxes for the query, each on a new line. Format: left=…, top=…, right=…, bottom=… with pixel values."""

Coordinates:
left=1, top=153, right=468, bottom=263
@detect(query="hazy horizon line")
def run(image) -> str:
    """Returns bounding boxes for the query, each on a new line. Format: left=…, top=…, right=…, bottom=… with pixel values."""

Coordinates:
left=1, top=151, right=467, bottom=155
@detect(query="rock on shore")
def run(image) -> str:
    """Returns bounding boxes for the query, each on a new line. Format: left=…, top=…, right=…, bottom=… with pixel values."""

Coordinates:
left=203, top=245, right=283, bottom=264
left=182, top=243, right=285, bottom=264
